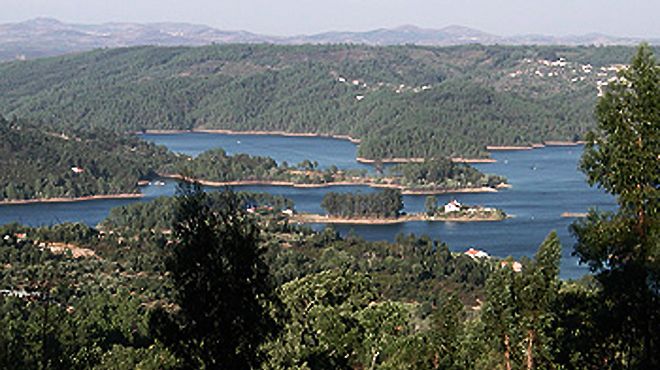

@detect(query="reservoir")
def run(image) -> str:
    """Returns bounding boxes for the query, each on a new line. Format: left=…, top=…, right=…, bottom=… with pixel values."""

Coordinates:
left=0, top=132, right=616, bottom=278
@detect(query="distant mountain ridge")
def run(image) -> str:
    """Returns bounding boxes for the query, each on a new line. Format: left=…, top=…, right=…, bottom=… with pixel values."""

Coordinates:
left=0, top=18, right=657, bottom=61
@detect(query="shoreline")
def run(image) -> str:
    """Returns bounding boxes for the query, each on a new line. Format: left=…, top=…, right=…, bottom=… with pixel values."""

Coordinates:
left=290, top=212, right=507, bottom=224
left=356, top=157, right=497, bottom=164
left=486, top=145, right=535, bottom=151
left=0, top=193, right=143, bottom=206
left=160, top=174, right=500, bottom=195
left=141, top=128, right=362, bottom=144
left=138, top=128, right=582, bottom=162
left=451, top=157, right=498, bottom=164
left=486, top=141, right=584, bottom=151
left=561, top=212, right=588, bottom=218
left=544, top=141, right=585, bottom=146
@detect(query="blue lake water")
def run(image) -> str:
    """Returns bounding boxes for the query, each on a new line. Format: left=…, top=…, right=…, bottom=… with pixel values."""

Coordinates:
left=140, top=132, right=374, bottom=171
left=0, top=132, right=617, bottom=279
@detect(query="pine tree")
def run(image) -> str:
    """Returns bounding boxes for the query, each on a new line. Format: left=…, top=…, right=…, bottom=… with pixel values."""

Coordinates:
left=425, top=196, right=437, bottom=216
left=519, top=232, right=561, bottom=370
left=482, top=260, right=518, bottom=370
left=571, top=43, right=659, bottom=369
left=150, top=183, right=280, bottom=369
left=482, top=232, right=562, bottom=370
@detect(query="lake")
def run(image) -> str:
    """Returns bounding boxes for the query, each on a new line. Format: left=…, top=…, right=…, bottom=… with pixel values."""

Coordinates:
left=0, top=132, right=616, bottom=279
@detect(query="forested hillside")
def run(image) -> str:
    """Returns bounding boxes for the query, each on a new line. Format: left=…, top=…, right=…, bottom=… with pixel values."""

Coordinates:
left=0, top=115, right=504, bottom=201
left=0, top=44, right=648, bottom=158
left=0, top=117, right=177, bottom=201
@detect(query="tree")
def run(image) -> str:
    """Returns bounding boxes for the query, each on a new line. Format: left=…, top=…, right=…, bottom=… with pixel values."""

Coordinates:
left=424, top=196, right=437, bottom=216
left=481, top=232, right=562, bottom=370
left=264, top=270, right=375, bottom=370
left=571, top=43, right=659, bottom=369
left=150, top=183, right=280, bottom=369
left=482, top=259, right=518, bottom=370
left=518, top=232, right=561, bottom=370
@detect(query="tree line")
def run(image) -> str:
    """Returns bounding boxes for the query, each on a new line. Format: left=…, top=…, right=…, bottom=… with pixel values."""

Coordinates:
left=320, top=189, right=403, bottom=218
left=389, top=157, right=506, bottom=188
left=0, top=115, right=505, bottom=202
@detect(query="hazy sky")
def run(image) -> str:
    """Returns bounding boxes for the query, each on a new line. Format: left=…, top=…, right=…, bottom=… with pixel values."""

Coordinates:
left=2, top=0, right=658, bottom=38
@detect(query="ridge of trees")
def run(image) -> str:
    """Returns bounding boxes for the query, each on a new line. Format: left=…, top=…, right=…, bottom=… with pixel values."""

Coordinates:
left=0, top=117, right=177, bottom=200
left=320, top=189, right=403, bottom=218
left=1, top=44, right=652, bottom=159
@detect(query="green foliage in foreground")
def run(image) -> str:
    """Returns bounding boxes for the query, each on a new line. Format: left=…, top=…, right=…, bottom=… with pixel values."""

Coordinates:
left=0, top=44, right=647, bottom=158
left=0, top=189, right=647, bottom=369
left=570, top=43, right=659, bottom=369
left=150, top=185, right=280, bottom=369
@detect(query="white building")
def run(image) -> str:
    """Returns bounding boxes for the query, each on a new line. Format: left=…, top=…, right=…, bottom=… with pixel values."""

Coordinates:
left=444, top=200, right=462, bottom=213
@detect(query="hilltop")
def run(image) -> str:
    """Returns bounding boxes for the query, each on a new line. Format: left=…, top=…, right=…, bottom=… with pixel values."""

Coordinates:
left=1, top=18, right=658, bottom=61
left=0, top=43, right=647, bottom=159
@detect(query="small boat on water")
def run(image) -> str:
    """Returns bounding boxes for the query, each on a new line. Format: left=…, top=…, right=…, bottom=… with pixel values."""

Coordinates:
left=153, top=180, right=166, bottom=186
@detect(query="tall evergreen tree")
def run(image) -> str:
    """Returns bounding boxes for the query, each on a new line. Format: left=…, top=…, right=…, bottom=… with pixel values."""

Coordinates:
left=482, top=232, right=562, bottom=370
left=482, top=259, right=518, bottom=370
left=571, top=43, right=659, bottom=369
left=150, top=183, right=280, bottom=369
left=519, top=232, right=561, bottom=370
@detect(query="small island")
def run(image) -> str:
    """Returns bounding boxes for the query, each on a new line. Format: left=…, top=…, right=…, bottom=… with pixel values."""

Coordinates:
left=159, top=149, right=508, bottom=195
left=287, top=190, right=507, bottom=225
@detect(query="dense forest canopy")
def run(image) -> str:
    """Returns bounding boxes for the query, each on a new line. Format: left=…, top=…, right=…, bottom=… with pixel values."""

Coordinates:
left=0, top=117, right=177, bottom=200
left=388, top=158, right=506, bottom=188
left=321, top=189, right=404, bottom=218
left=0, top=44, right=653, bottom=159
left=102, top=191, right=294, bottom=232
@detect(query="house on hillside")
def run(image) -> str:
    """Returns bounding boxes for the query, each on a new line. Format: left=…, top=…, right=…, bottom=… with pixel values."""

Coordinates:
left=71, top=166, right=85, bottom=174
left=444, top=200, right=462, bottom=213
left=464, top=248, right=489, bottom=259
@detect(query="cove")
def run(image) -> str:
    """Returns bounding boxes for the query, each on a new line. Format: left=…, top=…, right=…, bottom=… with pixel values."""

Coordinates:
left=0, top=132, right=616, bottom=279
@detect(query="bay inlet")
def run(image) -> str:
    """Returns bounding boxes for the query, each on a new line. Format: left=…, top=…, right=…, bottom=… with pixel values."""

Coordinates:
left=0, top=132, right=616, bottom=279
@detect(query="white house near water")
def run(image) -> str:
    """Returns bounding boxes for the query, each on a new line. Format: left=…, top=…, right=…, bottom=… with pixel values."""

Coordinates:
left=444, top=200, right=462, bottom=213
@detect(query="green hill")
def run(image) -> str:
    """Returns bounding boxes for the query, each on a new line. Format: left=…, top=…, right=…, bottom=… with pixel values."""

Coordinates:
left=0, top=44, right=645, bottom=158
left=0, top=117, right=177, bottom=201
